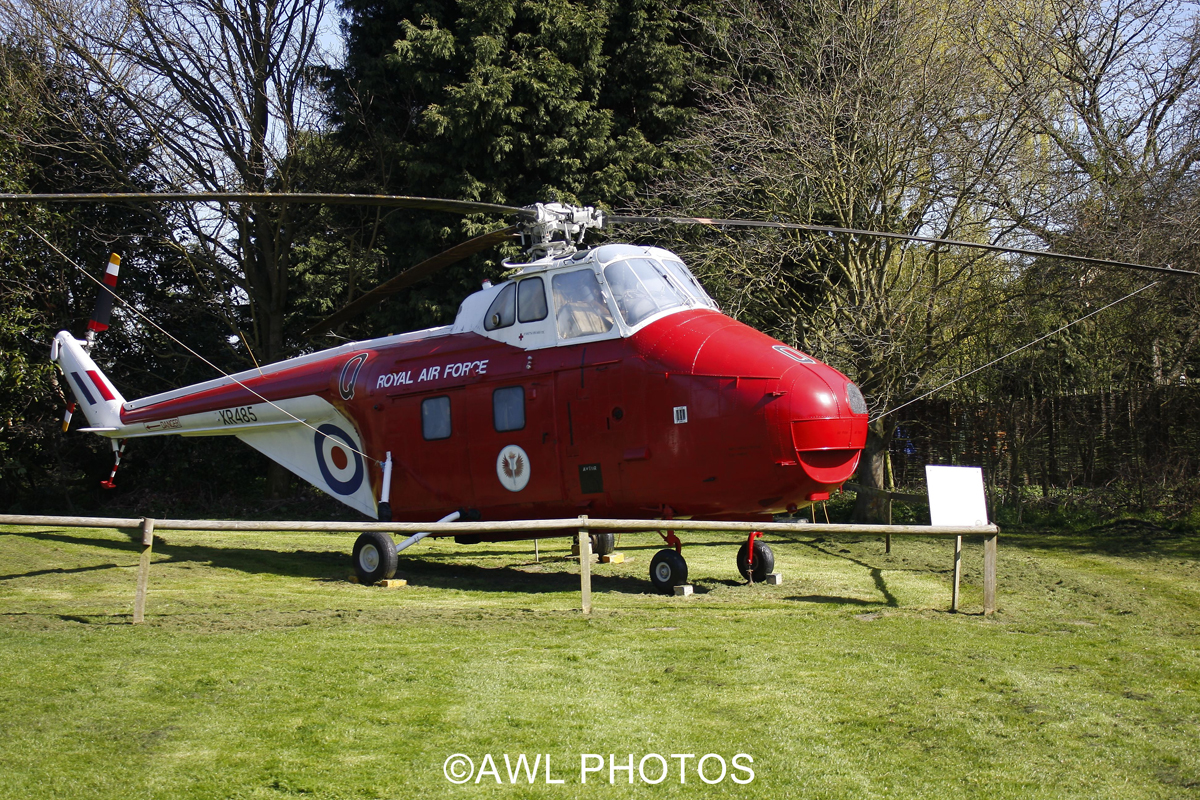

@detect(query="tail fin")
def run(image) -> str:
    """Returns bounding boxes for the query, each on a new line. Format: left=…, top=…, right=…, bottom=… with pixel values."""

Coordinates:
left=52, top=252, right=128, bottom=434
left=51, top=331, right=126, bottom=432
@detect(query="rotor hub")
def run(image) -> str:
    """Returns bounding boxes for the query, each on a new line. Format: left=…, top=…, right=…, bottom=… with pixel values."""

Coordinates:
left=517, top=202, right=606, bottom=259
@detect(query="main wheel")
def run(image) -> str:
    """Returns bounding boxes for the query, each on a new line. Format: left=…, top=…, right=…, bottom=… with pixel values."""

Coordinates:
left=737, top=540, right=775, bottom=583
left=353, top=530, right=397, bottom=585
left=649, top=548, right=688, bottom=594
left=591, top=532, right=616, bottom=556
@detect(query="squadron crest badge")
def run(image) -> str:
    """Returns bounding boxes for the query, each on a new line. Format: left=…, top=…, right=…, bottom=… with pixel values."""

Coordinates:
left=496, top=444, right=531, bottom=492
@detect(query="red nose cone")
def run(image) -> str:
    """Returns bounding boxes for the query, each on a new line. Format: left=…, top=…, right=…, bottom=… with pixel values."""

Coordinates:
left=635, top=310, right=870, bottom=504
left=785, top=364, right=868, bottom=487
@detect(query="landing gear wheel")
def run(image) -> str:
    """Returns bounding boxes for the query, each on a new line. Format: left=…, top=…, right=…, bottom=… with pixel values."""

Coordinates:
left=737, top=540, right=775, bottom=583
left=591, top=533, right=616, bottom=557
left=353, top=530, right=397, bottom=585
left=649, top=549, right=688, bottom=594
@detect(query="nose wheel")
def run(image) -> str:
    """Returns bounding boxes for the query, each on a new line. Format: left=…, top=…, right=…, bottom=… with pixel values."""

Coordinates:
left=737, top=533, right=775, bottom=583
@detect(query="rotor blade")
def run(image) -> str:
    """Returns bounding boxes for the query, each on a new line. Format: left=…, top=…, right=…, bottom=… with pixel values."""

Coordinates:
left=304, top=225, right=520, bottom=337
left=0, top=192, right=530, bottom=219
left=607, top=214, right=1199, bottom=278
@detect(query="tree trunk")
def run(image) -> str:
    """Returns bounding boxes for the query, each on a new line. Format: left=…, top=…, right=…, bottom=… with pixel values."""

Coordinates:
left=852, top=417, right=897, bottom=523
left=251, top=203, right=294, bottom=502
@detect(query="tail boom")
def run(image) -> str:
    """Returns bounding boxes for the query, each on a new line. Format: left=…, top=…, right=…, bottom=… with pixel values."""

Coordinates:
left=52, top=325, right=385, bottom=516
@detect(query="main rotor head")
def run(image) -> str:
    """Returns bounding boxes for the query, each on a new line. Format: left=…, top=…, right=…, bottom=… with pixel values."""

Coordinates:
left=517, top=202, right=606, bottom=260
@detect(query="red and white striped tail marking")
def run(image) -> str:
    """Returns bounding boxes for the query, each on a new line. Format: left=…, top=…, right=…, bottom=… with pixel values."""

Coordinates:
left=85, top=369, right=117, bottom=401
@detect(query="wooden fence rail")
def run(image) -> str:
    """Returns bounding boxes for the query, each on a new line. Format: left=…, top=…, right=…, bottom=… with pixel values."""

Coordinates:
left=0, top=514, right=998, bottom=620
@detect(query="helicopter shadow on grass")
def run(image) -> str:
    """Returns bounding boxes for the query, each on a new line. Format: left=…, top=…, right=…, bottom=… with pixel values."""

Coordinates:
left=448, top=534, right=742, bottom=560
left=1, top=528, right=354, bottom=581
left=393, top=556, right=652, bottom=595
left=1, top=528, right=655, bottom=594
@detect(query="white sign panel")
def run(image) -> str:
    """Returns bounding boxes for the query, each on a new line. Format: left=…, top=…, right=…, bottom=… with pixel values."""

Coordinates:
left=925, top=465, right=989, bottom=527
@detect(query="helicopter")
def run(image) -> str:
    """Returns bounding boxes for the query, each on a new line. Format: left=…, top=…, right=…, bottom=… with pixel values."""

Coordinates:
left=22, top=193, right=1197, bottom=593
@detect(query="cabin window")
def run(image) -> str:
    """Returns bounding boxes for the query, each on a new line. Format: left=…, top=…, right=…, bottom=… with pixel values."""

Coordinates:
left=493, top=386, right=525, bottom=432
left=484, top=282, right=516, bottom=331
left=421, top=396, right=452, bottom=440
left=517, top=276, right=548, bottom=322
left=551, top=269, right=614, bottom=339
left=603, top=258, right=686, bottom=327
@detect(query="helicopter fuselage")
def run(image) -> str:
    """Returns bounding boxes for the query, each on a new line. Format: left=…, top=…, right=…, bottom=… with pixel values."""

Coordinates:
left=63, top=244, right=869, bottom=528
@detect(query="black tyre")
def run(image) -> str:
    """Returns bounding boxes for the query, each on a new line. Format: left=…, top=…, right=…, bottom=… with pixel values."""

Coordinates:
left=649, top=548, right=688, bottom=594
left=353, top=530, right=397, bottom=585
left=737, top=540, right=775, bottom=583
left=591, top=532, right=616, bottom=556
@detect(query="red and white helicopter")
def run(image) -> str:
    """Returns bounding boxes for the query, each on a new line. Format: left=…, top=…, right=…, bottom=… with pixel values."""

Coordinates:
left=35, top=194, right=1190, bottom=592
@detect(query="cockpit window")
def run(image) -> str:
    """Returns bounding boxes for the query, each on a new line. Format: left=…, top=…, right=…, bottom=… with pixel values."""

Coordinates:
left=603, top=258, right=686, bottom=327
left=484, top=282, right=516, bottom=331
left=551, top=269, right=615, bottom=339
left=517, top=277, right=548, bottom=323
left=662, top=260, right=717, bottom=308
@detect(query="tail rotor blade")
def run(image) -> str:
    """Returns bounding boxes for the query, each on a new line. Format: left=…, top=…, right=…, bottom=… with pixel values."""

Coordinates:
left=87, top=253, right=121, bottom=334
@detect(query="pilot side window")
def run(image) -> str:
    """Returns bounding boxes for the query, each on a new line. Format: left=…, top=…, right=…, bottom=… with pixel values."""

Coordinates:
left=493, top=386, right=525, bottom=432
left=421, top=396, right=452, bottom=440
left=551, top=269, right=614, bottom=339
left=517, top=277, right=548, bottom=323
left=484, top=282, right=516, bottom=331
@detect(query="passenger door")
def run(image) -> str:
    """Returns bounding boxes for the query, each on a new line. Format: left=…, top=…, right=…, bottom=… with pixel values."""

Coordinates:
left=465, top=379, right=563, bottom=510
left=387, top=389, right=474, bottom=514
left=556, top=359, right=626, bottom=508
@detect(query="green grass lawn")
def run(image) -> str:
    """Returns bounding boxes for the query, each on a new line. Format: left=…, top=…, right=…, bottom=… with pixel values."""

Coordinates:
left=1, top=521, right=1197, bottom=799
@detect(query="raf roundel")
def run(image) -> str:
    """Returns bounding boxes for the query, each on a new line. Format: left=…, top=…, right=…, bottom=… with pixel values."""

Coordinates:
left=314, top=423, right=364, bottom=495
left=496, top=444, right=531, bottom=492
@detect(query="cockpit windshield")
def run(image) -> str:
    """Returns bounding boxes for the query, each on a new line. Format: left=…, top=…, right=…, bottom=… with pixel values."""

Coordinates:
left=603, top=258, right=693, bottom=327
left=661, top=260, right=717, bottom=308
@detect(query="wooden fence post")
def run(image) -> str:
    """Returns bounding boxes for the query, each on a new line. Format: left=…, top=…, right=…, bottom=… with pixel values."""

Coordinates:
left=578, top=526, right=592, bottom=615
left=885, top=498, right=892, bottom=553
left=983, top=533, right=997, bottom=615
left=951, top=535, right=962, bottom=612
left=133, top=517, right=155, bottom=624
